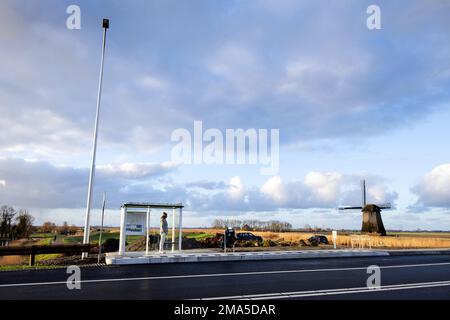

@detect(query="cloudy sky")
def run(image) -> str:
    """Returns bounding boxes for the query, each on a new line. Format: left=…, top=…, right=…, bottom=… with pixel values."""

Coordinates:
left=1, top=0, right=450, bottom=230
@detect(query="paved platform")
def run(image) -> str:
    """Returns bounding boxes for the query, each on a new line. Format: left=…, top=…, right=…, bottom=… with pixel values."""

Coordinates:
left=105, top=249, right=389, bottom=265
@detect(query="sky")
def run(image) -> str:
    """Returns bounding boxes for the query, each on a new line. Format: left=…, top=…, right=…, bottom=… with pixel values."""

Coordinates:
left=0, top=0, right=450, bottom=230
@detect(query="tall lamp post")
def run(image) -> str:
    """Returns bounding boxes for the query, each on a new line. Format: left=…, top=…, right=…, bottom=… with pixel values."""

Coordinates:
left=82, top=19, right=109, bottom=259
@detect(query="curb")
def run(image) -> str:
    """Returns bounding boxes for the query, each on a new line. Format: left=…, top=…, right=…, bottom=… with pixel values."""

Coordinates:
left=106, top=248, right=450, bottom=265
left=387, top=249, right=450, bottom=256
left=105, top=250, right=389, bottom=265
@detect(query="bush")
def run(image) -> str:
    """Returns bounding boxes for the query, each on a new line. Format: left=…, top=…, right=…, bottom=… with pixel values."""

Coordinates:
left=299, top=239, right=308, bottom=247
left=102, top=238, right=127, bottom=253
left=234, top=241, right=246, bottom=247
left=202, top=236, right=221, bottom=248
left=262, top=239, right=277, bottom=247
left=242, top=241, right=256, bottom=247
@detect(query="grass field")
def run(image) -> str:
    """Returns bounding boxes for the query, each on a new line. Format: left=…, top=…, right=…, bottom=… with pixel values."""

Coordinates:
left=185, top=229, right=450, bottom=249
left=63, top=232, right=144, bottom=245
left=255, top=231, right=450, bottom=248
left=35, top=237, right=60, bottom=262
left=30, top=233, right=55, bottom=238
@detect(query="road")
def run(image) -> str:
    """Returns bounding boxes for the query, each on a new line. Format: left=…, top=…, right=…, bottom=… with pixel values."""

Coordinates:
left=1, top=255, right=450, bottom=299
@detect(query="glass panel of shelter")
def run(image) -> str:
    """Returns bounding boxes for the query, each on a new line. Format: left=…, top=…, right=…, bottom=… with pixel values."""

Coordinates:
left=119, top=203, right=183, bottom=256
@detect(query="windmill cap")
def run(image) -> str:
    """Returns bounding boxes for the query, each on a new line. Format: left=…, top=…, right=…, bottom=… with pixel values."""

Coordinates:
left=363, top=204, right=381, bottom=211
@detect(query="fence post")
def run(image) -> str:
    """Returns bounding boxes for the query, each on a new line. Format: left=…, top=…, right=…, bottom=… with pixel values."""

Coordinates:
left=29, top=246, right=36, bottom=266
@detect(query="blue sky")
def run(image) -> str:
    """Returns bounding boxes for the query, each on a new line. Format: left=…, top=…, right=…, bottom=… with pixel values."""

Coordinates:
left=1, top=0, right=450, bottom=230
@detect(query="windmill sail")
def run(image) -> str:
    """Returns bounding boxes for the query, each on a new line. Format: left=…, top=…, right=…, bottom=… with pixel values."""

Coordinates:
left=361, top=180, right=366, bottom=207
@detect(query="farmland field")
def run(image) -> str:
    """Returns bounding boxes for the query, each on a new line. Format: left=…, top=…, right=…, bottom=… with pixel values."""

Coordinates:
left=184, top=229, right=450, bottom=249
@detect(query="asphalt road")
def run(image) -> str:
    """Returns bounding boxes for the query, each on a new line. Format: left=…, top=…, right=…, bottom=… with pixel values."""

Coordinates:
left=1, top=255, right=450, bottom=300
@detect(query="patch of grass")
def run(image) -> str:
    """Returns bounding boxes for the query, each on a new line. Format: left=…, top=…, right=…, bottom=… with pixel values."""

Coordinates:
left=126, top=235, right=144, bottom=245
left=63, top=235, right=83, bottom=244
left=63, top=232, right=142, bottom=246
left=0, top=265, right=64, bottom=271
left=30, top=233, right=54, bottom=238
left=35, top=253, right=61, bottom=262
left=36, top=238, right=53, bottom=245
left=91, top=232, right=119, bottom=243
left=185, top=232, right=214, bottom=241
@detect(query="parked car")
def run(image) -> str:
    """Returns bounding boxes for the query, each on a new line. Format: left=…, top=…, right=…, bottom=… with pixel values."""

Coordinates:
left=236, top=232, right=263, bottom=242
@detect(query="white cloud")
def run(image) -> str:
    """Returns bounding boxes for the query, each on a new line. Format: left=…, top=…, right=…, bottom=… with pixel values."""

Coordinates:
left=228, top=176, right=246, bottom=201
left=304, top=172, right=343, bottom=204
left=0, top=180, right=5, bottom=187
left=196, top=172, right=396, bottom=212
left=97, top=162, right=178, bottom=179
left=368, top=185, right=391, bottom=204
left=0, top=158, right=178, bottom=209
left=413, top=164, right=450, bottom=207
left=0, top=108, right=90, bottom=158
left=260, top=176, right=286, bottom=204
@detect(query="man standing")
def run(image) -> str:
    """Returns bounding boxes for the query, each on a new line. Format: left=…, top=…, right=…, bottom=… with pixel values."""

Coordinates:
left=159, top=212, right=168, bottom=253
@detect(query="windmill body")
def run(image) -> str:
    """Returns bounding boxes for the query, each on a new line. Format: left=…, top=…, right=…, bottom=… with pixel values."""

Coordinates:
left=361, top=204, right=386, bottom=235
left=339, top=180, right=390, bottom=236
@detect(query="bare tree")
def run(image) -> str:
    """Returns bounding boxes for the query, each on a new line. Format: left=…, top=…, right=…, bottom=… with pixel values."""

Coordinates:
left=13, top=209, right=34, bottom=239
left=0, top=205, right=16, bottom=238
left=211, top=218, right=292, bottom=232
left=212, top=219, right=225, bottom=229
left=41, top=221, right=56, bottom=234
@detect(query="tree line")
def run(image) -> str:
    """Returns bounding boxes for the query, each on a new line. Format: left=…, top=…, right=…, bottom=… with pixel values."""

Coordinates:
left=212, top=219, right=293, bottom=232
left=0, top=204, right=80, bottom=240
left=39, top=221, right=78, bottom=235
left=0, top=205, right=34, bottom=239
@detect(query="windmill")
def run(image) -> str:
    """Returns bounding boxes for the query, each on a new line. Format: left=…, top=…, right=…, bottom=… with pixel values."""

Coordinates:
left=338, top=180, right=391, bottom=236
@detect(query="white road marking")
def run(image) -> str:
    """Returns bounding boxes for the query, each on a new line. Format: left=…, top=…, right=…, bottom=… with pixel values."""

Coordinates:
left=1, top=261, right=450, bottom=288
left=201, top=280, right=450, bottom=300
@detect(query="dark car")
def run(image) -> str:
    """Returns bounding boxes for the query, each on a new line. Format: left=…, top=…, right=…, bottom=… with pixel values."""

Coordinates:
left=236, top=232, right=263, bottom=242
left=308, top=235, right=329, bottom=245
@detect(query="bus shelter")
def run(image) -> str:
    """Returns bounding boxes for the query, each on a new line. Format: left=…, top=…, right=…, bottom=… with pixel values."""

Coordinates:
left=119, top=202, right=184, bottom=256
